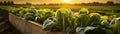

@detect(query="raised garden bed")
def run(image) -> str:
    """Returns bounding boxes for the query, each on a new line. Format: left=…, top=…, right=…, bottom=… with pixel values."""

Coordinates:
left=9, top=13, right=66, bottom=34
left=7, top=7, right=120, bottom=34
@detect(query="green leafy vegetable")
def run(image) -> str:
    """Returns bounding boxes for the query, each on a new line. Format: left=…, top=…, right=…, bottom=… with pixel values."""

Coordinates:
left=19, top=9, right=28, bottom=17
left=88, top=13, right=101, bottom=26
left=24, top=13, right=35, bottom=21
left=76, top=26, right=96, bottom=34
left=55, top=8, right=74, bottom=32
left=75, top=8, right=90, bottom=27
left=43, top=17, right=55, bottom=30
left=110, top=17, right=120, bottom=34
left=75, top=14, right=90, bottom=27
left=79, top=8, right=89, bottom=14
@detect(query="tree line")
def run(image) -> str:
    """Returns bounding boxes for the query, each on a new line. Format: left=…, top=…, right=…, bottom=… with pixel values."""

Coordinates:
left=0, top=1, right=120, bottom=6
left=0, top=1, right=14, bottom=5
left=45, top=1, right=120, bottom=6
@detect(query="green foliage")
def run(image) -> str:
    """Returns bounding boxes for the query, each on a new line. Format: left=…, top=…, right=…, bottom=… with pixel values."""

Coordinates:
left=35, top=9, right=44, bottom=17
left=55, top=8, right=75, bottom=32
left=55, top=8, right=69, bottom=32
left=28, top=9, right=36, bottom=14
left=7, top=7, right=120, bottom=34
left=88, top=13, right=101, bottom=26
left=75, top=14, right=90, bottom=27
left=43, top=17, right=55, bottom=30
left=11, top=8, right=21, bottom=16
left=43, top=9, right=55, bottom=19
left=76, top=26, right=96, bottom=34
left=101, top=16, right=109, bottom=20
left=79, top=8, right=89, bottom=14
left=75, top=8, right=90, bottom=27
left=100, top=20, right=110, bottom=28
left=24, top=13, right=35, bottom=21
left=19, top=9, right=29, bottom=17
left=35, top=9, right=54, bottom=24
left=35, top=9, right=45, bottom=23
left=110, top=17, right=120, bottom=34
left=35, top=17, right=44, bottom=24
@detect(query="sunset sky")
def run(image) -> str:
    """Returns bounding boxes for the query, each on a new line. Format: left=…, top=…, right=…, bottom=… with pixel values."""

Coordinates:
left=0, top=0, right=120, bottom=4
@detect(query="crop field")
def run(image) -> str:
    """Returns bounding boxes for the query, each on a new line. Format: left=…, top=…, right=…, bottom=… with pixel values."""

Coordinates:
left=34, top=5, right=120, bottom=10
left=0, top=5, right=120, bottom=34
left=1, top=5, right=120, bottom=16
left=1, top=5, right=120, bottom=10
left=1, top=0, right=120, bottom=34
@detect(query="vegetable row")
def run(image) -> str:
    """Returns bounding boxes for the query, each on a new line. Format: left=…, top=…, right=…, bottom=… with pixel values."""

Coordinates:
left=9, top=7, right=120, bottom=34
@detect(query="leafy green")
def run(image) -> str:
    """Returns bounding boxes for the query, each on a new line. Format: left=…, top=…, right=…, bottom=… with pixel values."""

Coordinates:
left=75, top=14, right=90, bottom=27
left=88, top=13, right=101, bottom=26
left=24, top=13, right=35, bottom=21
left=76, top=26, right=96, bottom=34
left=100, top=20, right=110, bottom=28
left=28, top=9, right=36, bottom=14
left=43, top=17, right=55, bottom=30
left=19, top=9, right=29, bottom=17
left=79, top=8, right=89, bottom=14
left=110, top=17, right=120, bottom=34
left=35, top=9, right=45, bottom=23
left=55, top=8, right=75, bottom=32
left=11, top=8, right=21, bottom=16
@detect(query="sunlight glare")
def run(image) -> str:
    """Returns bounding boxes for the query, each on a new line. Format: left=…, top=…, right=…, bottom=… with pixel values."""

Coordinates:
left=63, top=0, right=71, bottom=3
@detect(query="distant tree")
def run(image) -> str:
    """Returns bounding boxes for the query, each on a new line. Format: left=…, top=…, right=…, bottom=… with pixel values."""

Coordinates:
left=93, top=2, right=100, bottom=4
left=43, top=3, right=46, bottom=5
left=1, top=1, right=14, bottom=5
left=106, top=1, right=114, bottom=5
left=8, top=1, right=11, bottom=5
left=10, top=1, right=14, bottom=5
left=25, top=2, right=32, bottom=5
left=92, top=2, right=100, bottom=5
left=0, top=2, right=2, bottom=5
left=3, top=1, right=7, bottom=4
left=81, top=3, right=86, bottom=5
left=115, top=3, right=120, bottom=5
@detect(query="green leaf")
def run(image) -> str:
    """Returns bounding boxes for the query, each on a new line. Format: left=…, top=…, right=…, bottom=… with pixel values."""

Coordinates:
left=28, top=9, right=36, bottom=14
left=55, top=8, right=71, bottom=32
left=19, top=9, right=28, bottom=17
left=35, top=17, right=44, bottom=24
left=43, top=17, right=55, bottom=31
left=24, top=13, right=35, bottom=21
left=88, top=13, right=101, bottom=26
left=79, top=8, right=89, bottom=14
left=11, top=8, right=21, bottom=16
left=100, top=20, right=110, bottom=28
left=76, top=26, right=96, bottom=34
left=75, top=14, right=90, bottom=27
left=110, top=17, right=120, bottom=34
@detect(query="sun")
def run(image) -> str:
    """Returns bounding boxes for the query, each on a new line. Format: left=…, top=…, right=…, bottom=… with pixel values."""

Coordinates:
left=63, top=0, right=71, bottom=3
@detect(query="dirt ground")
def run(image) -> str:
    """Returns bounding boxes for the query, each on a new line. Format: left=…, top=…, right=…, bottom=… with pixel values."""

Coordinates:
left=0, top=9, right=22, bottom=34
